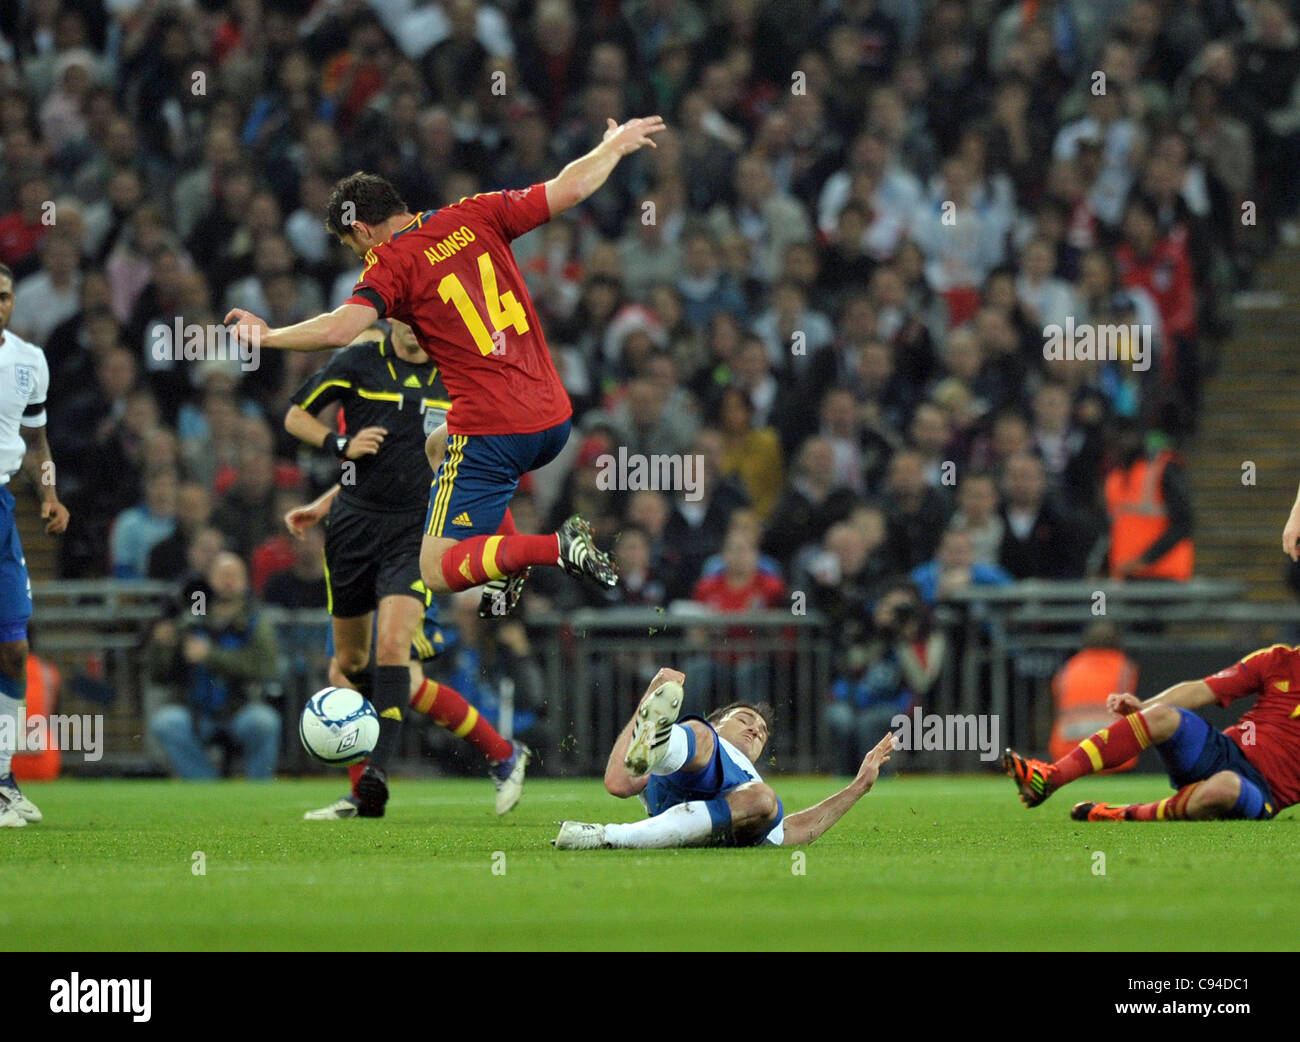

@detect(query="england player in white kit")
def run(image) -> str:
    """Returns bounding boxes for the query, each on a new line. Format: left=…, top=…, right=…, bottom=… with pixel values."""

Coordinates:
left=554, top=668, right=897, bottom=849
left=0, top=264, right=69, bottom=828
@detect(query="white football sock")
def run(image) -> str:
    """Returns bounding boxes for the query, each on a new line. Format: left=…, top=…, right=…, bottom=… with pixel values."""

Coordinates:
left=650, top=723, right=691, bottom=775
left=603, top=801, right=717, bottom=848
left=0, top=692, right=22, bottom=776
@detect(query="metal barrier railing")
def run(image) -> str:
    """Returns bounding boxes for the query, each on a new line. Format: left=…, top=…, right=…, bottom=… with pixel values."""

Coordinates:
left=25, top=578, right=1294, bottom=776
left=529, top=609, right=834, bottom=774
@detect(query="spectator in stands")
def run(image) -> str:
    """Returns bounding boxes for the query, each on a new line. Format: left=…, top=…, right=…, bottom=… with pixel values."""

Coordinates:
left=802, top=511, right=891, bottom=648
left=585, top=524, right=665, bottom=609
left=211, top=441, right=280, bottom=559
left=910, top=528, right=1014, bottom=605
left=147, top=552, right=280, bottom=780
left=1103, top=419, right=1194, bottom=582
left=0, top=174, right=53, bottom=275
left=693, top=524, right=787, bottom=613
left=827, top=578, right=944, bottom=776
left=110, top=466, right=178, bottom=580
left=881, top=447, right=948, bottom=571
left=751, top=277, right=833, bottom=379
left=10, top=231, right=81, bottom=345
left=147, top=481, right=213, bottom=581
left=948, top=472, right=1005, bottom=568
left=999, top=452, right=1087, bottom=579
left=1030, top=379, right=1102, bottom=504
left=624, top=489, right=671, bottom=584
left=249, top=489, right=302, bottom=597
left=263, top=525, right=327, bottom=610
left=762, top=436, right=859, bottom=570
left=675, top=225, right=745, bottom=332
left=907, top=400, right=955, bottom=491
left=661, top=427, right=750, bottom=601
left=717, top=385, right=783, bottom=520
left=708, top=151, right=813, bottom=286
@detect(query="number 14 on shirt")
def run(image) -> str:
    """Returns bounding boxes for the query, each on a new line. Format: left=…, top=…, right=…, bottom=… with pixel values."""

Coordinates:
left=438, top=252, right=530, bottom=356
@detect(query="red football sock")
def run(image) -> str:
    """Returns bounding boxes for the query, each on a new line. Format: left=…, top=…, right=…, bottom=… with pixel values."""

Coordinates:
left=1052, top=712, right=1154, bottom=786
left=439, top=533, right=559, bottom=591
left=496, top=508, right=517, bottom=535
left=409, top=678, right=512, bottom=761
left=348, top=760, right=367, bottom=797
left=1124, top=782, right=1200, bottom=821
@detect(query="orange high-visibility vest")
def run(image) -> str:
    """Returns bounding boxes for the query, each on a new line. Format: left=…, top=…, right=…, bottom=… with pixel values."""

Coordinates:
left=12, top=654, right=61, bottom=781
left=1050, top=647, right=1139, bottom=769
left=1105, top=450, right=1194, bottom=580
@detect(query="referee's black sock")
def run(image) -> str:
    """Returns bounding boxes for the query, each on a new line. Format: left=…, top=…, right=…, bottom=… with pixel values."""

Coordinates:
left=367, top=664, right=409, bottom=770
left=343, top=666, right=374, bottom=704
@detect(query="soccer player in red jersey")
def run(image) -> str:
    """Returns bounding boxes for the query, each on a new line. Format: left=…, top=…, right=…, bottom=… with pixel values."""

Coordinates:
left=1002, top=644, right=1300, bottom=820
left=225, top=115, right=666, bottom=813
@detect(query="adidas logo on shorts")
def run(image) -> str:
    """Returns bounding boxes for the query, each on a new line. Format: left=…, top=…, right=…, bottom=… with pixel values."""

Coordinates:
left=451, top=512, right=473, bottom=527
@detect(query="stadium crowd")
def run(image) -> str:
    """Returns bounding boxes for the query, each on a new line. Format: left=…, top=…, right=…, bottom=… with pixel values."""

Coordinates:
left=0, top=0, right=1294, bottom=769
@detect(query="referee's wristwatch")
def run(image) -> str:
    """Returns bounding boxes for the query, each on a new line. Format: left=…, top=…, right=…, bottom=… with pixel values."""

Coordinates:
left=323, top=432, right=351, bottom=460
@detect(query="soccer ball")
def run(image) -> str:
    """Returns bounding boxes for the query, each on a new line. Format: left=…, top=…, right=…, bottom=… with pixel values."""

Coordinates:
left=299, top=687, right=380, bottom=766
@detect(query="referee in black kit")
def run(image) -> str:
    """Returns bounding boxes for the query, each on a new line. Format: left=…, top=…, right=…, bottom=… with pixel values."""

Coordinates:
left=285, top=318, right=529, bottom=819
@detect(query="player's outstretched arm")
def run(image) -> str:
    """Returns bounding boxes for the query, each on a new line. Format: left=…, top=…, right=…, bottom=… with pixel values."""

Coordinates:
left=781, top=732, right=897, bottom=846
left=1106, top=680, right=1215, bottom=717
left=545, top=116, right=667, bottom=218
left=604, top=667, right=688, bottom=798
left=226, top=302, right=379, bottom=353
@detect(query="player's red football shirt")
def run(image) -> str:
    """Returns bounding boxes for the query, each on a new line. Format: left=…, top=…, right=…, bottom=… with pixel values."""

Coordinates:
left=1203, top=644, right=1300, bottom=809
left=346, top=184, right=572, bottom=436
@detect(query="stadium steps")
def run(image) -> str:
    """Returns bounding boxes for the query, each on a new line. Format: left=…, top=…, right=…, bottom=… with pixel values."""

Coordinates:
left=1187, top=248, right=1300, bottom=603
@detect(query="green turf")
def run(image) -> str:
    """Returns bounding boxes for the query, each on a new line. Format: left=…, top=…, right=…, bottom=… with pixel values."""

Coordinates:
left=3, top=774, right=1294, bottom=951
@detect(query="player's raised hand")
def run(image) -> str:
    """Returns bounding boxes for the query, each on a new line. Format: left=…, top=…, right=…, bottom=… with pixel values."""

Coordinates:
left=602, top=116, right=666, bottom=157
left=345, top=426, right=387, bottom=459
left=1106, top=691, right=1142, bottom=716
left=225, top=308, right=271, bottom=350
left=41, top=498, right=69, bottom=535
left=855, top=731, right=898, bottom=792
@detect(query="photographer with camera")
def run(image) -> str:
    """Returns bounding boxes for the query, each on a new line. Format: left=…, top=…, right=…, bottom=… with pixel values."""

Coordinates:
left=826, top=580, right=946, bottom=777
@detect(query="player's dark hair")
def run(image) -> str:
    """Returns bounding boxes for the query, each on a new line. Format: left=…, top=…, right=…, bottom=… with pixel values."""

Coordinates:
left=708, top=701, right=775, bottom=735
left=0, top=262, right=11, bottom=284
left=325, top=172, right=408, bottom=237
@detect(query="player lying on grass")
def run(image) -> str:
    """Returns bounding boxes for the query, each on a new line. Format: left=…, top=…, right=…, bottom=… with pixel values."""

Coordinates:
left=553, top=668, right=896, bottom=848
left=1003, top=643, right=1300, bottom=821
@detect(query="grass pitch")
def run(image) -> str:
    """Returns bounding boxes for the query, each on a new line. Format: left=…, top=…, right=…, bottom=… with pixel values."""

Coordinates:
left=4, top=774, right=1294, bottom=951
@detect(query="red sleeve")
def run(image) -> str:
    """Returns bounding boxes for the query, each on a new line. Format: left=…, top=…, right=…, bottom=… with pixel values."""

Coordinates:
left=460, top=185, right=552, bottom=242
left=1203, top=648, right=1275, bottom=706
left=345, top=243, right=408, bottom=319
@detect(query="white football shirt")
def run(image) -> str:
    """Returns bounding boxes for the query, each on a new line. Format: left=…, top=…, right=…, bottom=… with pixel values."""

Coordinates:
left=0, top=330, right=49, bottom=486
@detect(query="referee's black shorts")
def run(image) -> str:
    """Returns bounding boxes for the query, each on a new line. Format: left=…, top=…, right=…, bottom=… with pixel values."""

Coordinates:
left=323, top=499, right=427, bottom=618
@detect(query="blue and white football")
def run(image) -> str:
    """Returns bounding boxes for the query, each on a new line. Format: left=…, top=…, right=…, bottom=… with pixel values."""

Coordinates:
left=299, top=686, right=380, bottom=766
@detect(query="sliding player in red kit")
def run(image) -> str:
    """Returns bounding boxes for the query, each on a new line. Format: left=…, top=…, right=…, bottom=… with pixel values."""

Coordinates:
left=226, top=115, right=666, bottom=814
left=1002, top=643, right=1300, bottom=821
